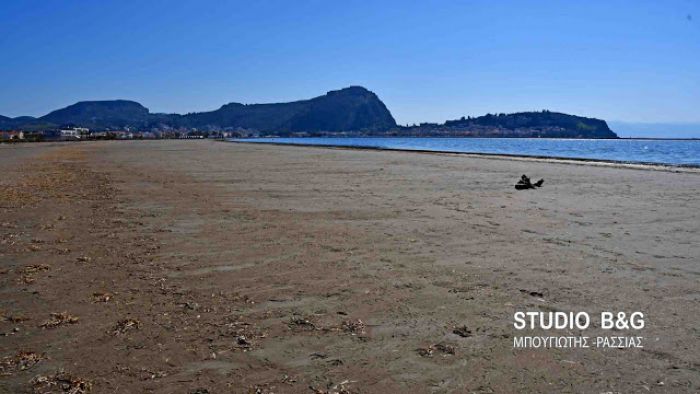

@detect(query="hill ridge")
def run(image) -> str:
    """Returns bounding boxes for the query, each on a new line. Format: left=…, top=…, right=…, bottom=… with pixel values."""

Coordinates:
left=0, top=87, right=617, bottom=138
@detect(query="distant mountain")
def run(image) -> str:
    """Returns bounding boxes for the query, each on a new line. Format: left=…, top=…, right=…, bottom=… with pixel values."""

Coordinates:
left=180, top=86, right=396, bottom=132
left=0, top=115, right=39, bottom=129
left=0, top=115, right=57, bottom=131
left=0, top=87, right=617, bottom=138
left=395, top=111, right=617, bottom=138
left=12, top=116, right=39, bottom=123
left=0, top=115, right=18, bottom=129
left=0, top=87, right=397, bottom=133
left=41, top=100, right=151, bottom=128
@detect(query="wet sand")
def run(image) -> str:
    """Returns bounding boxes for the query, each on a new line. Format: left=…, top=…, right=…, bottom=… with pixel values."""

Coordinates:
left=1, top=140, right=699, bottom=393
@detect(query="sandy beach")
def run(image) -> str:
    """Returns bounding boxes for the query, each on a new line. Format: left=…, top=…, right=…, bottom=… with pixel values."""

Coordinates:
left=1, top=140, right=699, bottom=393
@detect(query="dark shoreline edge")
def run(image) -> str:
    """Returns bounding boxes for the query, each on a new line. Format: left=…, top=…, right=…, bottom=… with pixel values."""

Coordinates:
left=226, top=140, right=700, bottom=172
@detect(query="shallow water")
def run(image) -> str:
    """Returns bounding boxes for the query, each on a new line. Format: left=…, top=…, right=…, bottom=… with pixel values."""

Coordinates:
left=233, top=137, right=700, bottom=167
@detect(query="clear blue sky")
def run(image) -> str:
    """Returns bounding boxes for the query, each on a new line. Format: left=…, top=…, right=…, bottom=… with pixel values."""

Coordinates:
left=1, top=0, right=698, bottom=135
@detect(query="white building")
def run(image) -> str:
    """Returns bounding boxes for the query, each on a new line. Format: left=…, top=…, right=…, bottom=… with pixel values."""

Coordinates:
left=60, top=129, right=81, bottom=139
left=59, top=127, right=89, bottom=140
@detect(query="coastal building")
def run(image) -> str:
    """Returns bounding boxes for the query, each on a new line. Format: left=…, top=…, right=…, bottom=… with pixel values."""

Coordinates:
left=89, top=131, right=109, bottom=138
left=60, top=129, right=80, bottom=139
left=0, top=130, right=24, bottom=140
left=60, top=127, right=89, bottom=140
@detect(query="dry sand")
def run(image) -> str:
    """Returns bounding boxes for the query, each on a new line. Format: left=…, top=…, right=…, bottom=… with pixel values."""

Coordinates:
left=1, top=140, right=699, bottom=393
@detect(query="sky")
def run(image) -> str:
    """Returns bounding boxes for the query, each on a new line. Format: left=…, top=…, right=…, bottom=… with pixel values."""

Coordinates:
left=1, top=0, right=699, bottom=137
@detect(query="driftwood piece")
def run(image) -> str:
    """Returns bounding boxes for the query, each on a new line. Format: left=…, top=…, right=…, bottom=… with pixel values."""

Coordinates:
left=515, top=175, right=544, bottom=190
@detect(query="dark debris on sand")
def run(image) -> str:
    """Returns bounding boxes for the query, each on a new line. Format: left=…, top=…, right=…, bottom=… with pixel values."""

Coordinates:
left=515, top=174, right=544, bottom=190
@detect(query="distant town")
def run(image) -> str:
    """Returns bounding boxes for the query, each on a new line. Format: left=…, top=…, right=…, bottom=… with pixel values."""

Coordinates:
left=0, top=127, right=244, bottom=142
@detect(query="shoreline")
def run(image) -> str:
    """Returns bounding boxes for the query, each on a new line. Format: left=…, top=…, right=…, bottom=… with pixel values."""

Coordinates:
left=228, top=140, right=700, bottom=173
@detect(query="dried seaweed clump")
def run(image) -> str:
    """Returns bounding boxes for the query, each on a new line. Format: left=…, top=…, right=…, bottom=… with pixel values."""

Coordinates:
left=31, top=370, right=92, bottom=393
left=341, top=319, right=366, bottom=336
left=0, top=351, right=45, bottom=374
left=113, top=318, right=141, bottom=335
left=40, top=312, right=79, bottom=329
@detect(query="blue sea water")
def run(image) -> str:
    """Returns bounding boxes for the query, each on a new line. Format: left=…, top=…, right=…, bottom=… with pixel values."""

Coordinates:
left=233, top=137, right=700, bottom=167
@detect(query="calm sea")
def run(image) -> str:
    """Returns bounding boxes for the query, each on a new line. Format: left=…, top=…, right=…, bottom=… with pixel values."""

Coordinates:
left=233, top=137, right=700, bottom=167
